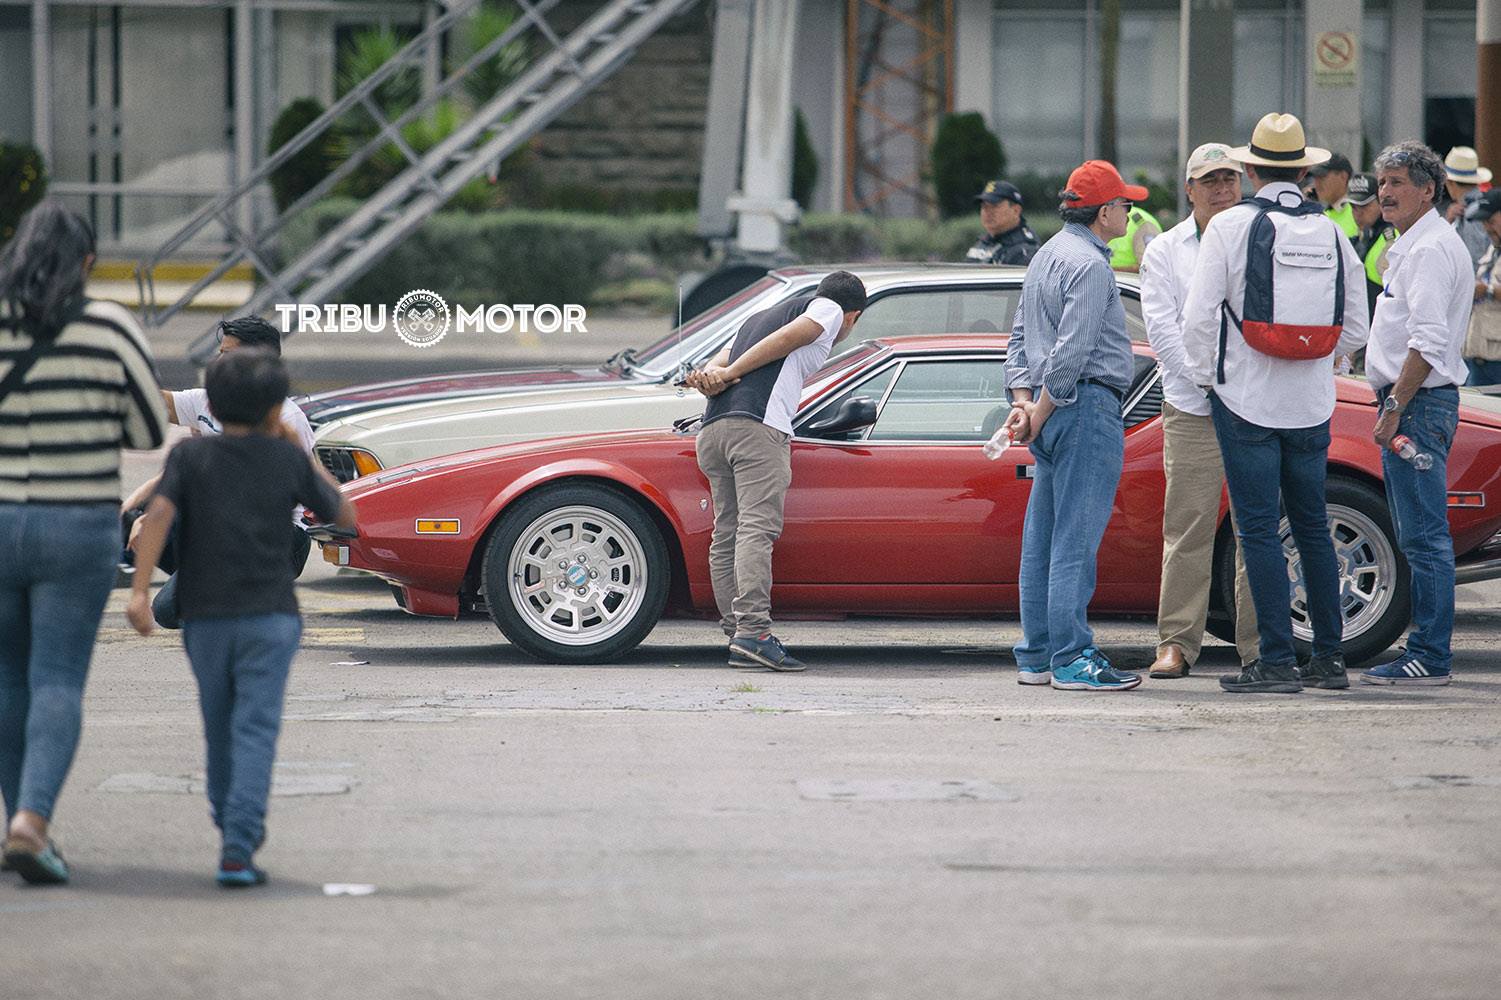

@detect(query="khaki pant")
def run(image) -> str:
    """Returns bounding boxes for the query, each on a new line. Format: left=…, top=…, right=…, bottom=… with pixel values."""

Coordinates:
left=695, top=416, right=792, bottom=639
left=1159, top=402, right=1259, bottom=665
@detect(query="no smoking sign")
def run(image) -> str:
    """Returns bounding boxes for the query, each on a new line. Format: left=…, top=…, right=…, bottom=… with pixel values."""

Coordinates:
left=1314, top=30, right=1358, bottom=86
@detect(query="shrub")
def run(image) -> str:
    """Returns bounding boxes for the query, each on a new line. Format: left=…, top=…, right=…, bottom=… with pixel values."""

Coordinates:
left=267, top=98, right=337, bottom=213
left=931, top=112, right=1005, bottom=220
left=0, top=143, right=48, bottom=247
left=337, top=26, right=419, bottom=124
left=455, top=2, right=529, bottom=108
left=792, top=109, right=818, bottom=209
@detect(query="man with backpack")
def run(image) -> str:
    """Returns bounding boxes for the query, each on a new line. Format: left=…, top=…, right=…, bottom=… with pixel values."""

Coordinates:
left=1182, top=113, right=1369, bottom=694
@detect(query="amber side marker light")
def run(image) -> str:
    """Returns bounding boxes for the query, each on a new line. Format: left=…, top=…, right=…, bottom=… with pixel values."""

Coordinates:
left=415, top=518, right=461, bottom=534
left=1446, top=493, right=1485, bottom=509
left=352, top=450, right=383, bottom=477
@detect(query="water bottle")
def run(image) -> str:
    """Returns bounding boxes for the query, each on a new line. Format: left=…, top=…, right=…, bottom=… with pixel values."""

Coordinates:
left=1390, top=434, right=1434, bottom=471
left=982, top=425, right=1012, bottom=460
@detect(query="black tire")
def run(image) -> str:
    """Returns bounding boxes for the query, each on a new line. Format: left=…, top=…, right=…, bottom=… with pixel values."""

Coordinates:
left=680, top=264, right=771, bottom=325
left=481, top=483, right=670, bottom=663
left=1209, top=476, right=1410, bottom=666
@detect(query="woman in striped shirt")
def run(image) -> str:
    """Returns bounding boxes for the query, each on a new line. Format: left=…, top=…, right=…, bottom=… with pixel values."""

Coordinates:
left=0, top=201, right=168, bottom=884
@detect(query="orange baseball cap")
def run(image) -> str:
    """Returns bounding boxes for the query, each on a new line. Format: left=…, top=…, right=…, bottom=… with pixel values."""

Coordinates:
left=1061, top=160, right=1150, bottom=208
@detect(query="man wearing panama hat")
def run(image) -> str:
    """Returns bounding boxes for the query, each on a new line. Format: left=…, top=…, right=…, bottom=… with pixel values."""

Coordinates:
left=1182, top=113, right=1369, bottom=694
left=1444, top=146, right=1493, bottom=267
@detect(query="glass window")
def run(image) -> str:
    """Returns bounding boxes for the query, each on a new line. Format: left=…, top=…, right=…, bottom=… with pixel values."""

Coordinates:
left=796, top=362, right=899, bottom=441
left=992, top=14, right=1087, bottom=173
left=1423, top=14, right=1478, bottom=153
left=1361, top=12, right=1390, bottom=163
left=0, top=7, right=32, bottom=144
left=866, top=360, right=1010, bottom=442
left=855, top=287, right=1021, bottom=341
left=1115, top=9, right=1180, bottom=182
left=1233, top=8, right=1304, bottom=141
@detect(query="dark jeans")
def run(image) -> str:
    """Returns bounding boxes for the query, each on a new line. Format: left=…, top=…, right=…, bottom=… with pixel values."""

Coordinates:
left=1014, top=383, right=1126, bottom=670
left=182, top=612, right=301, bottom=861
left=1378, top=384, right=1459, bottom=669
left=1464, top=358, right=1501, bottom=388
left=1209, top=396, right=1344, bottom=666
left=0, top=502, right=119, bottom=822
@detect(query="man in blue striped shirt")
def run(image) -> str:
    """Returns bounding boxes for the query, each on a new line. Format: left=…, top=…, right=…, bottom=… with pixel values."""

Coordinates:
left=1003, top=160, right=1145, bottom=692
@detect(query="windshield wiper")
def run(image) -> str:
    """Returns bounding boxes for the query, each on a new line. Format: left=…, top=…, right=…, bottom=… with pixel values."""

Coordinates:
left=603, top=347, right=639, bottom=375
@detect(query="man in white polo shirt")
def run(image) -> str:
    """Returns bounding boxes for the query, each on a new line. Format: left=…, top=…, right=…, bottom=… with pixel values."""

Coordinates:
left=1139, top=142, right=1258, bottom=680
left=1360, top=141, right=1475, bottom=686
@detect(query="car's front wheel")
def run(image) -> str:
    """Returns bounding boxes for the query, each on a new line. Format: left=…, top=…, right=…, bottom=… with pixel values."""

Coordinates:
left=1209, top=477, right=1410, bottom=666
left=481, top=483, right=670, bottom=663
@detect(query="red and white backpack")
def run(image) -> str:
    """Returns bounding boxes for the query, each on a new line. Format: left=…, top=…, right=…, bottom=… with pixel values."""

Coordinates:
left=1217, top=193, right=1346, bottom=383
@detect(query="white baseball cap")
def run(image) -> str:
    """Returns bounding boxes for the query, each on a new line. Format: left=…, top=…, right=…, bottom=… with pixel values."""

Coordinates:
left=1186, top=142, right=1244, bottom=181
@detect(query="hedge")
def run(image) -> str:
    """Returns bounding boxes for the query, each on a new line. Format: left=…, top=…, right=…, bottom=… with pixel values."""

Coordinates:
left=279, top=200, right=1063, bottom=308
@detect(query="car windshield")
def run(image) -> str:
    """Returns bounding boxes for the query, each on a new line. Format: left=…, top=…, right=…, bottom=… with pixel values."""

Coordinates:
left=630, top=275, right=795, bottom=377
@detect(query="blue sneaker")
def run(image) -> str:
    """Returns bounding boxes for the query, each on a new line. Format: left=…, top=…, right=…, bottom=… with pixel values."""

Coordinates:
left=728, top=634, right=806, bottom=672
left=1017, top=665, right=1052, bottom=685
left=1050, top=650, right=1142, bottom=691
left=217, top=857, right=268, bottom=888
left=1360, top=652, right=1451, bottom=686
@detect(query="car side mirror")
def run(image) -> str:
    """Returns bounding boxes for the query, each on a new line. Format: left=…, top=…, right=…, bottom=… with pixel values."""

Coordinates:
left=803, top=396, right=880, bottom=437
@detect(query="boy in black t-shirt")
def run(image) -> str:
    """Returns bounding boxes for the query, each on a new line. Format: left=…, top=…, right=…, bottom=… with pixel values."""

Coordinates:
left=127, top=349, right=354, bottom=887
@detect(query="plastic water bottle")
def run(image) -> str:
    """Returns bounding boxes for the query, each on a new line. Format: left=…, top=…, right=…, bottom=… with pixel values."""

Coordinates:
left=1390, top=434, right=1434, bottom=471
left=982, top=426, right=1012, bottom=460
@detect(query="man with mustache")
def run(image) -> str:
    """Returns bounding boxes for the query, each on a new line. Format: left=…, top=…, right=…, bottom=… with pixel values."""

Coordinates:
left=1139, top=143, right=1258, bottom=680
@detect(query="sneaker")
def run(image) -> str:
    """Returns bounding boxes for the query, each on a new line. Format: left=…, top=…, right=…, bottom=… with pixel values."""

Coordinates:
left=1016, top=665, right=1052, bottom=685
left=2, top=837, right=69, bottom=885
left=1297, top=652, right=1350, bottom=690
left=217, top=857, right=268, bottom=888
left=1050, top=651, right=1142, bottom=691
left=727, top=634, right=806, bottom=672
left=1219, top=659, right=1302, bottom=694
left=1360, top=652, right=1451, bottom=686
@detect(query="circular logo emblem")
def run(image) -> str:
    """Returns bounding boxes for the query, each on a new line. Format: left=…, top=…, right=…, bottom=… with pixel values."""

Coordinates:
left=392, top=289, right=450, bottom=348
left=566, top=565, right=589, bottom=587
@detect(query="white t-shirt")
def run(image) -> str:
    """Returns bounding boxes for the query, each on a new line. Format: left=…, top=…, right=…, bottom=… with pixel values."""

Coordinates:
left=762, top=297, right=844, bottom=435
left=172, top=388, right=316, bottom=452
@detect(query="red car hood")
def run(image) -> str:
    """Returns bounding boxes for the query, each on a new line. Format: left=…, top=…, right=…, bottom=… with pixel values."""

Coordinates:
left=295, top=365, right=624, bottom=426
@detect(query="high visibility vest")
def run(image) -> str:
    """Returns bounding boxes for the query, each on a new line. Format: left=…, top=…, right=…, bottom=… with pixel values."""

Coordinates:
left=1365, top=227, right=1395, bottom=287
left=1325, top=201, right=1359, bottom=240
left=1108, top=207, right=1162, bottom=271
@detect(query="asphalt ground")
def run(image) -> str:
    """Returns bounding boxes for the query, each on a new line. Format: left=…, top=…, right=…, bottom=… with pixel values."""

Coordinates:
left=1, top=439, right=1500, bottom=999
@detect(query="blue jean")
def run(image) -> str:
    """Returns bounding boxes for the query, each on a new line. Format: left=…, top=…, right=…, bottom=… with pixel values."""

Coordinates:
left=182, top=613, right=301, bottom=861
left=1210, top=396, right=1343, bottom=666
left=1014, top=383, right=1126, bottom=670
left=1378, top=385, right=1459, bottom=669
left=1464, top=358, right=1501, bottom=387
left=0, top=502, right=119, bottom=823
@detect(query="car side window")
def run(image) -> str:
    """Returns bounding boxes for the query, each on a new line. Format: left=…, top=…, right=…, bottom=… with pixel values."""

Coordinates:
left=1122, top=293, right=1148, bottom=343
left=855, top=288, right=1021, bottom=340
left=864, top=360, right=1010, bottom=442
left=794, top=363, right=899, bottom=441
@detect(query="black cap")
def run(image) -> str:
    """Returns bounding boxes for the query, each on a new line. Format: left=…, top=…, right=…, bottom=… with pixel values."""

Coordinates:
left=1309, top=152, right=1354, bottom=177
left=1467, top=188, right=1501, bottom=222
left=1347, top=173, right=1377, bottom=205
left=975, top=179, right=1023, bottom=206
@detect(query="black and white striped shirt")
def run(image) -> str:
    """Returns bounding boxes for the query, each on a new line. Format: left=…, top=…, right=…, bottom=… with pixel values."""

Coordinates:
left=0, top=299, right=168, bottom=504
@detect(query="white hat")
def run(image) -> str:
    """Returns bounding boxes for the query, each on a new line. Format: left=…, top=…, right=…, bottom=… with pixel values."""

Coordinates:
left=1185, top=143, right=1244, bottom=181
left=1229, top=113, right=1331, bottom=169
left=1444, top=146, right=1493, bottom=185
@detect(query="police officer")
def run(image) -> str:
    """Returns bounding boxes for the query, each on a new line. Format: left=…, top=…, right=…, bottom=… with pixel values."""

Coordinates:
left=966, top=180, right=1039, bottom=266
left=1107, top=202, right=1162, bottom=273
left=1310, top=152, right=1360, bottom=241
left=1349, top=172, right=1396, bottom=319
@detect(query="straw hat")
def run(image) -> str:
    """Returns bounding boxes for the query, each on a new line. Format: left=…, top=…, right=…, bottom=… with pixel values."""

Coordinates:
left=1228, top=113, right=1331, bottom=169
left=1443, top=146, right=1493, bottom=185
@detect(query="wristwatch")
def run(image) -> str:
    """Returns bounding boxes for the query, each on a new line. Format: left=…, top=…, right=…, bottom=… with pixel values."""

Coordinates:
left=1380, top=395, right=1403, bottom=415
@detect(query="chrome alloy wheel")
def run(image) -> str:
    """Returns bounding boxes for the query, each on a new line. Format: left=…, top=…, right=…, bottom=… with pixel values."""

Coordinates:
left=1284, top=504, right=1398, bottom=643
left=506, top=505, right=651, bottom=646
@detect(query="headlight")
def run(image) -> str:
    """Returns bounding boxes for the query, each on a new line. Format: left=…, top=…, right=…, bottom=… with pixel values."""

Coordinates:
left=317, top=447, right=383, bottom=482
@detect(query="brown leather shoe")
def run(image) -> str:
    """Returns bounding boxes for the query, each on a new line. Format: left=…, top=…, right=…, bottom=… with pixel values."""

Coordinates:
left=1148, top=645, right=1190, bottom=678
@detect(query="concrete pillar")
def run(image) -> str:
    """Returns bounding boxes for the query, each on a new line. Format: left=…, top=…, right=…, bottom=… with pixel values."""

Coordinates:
left=31, top=0, right=50, bottom=165
left=953, top=0, right=993, bottom=122
left=1177, top=0, right=1235, bottom=217
left=234, top=0, right=255, bottom=238
left=1388, top=0, right=1424, bottom=145
left=696, top=0, right=753, bottom=240
left=1303, top=0, right=1362, bottom=166
left=1480, top=0, right=1501, bottom=171
left=733, top=0, right=801, bottom=254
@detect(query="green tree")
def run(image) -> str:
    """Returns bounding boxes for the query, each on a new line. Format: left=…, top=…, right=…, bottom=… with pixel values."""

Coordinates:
left=792, top=109, right=819, bottom=210
left=454, top=2, right=529, bottom=108
left=267, top=98, right=337, bottom=213
left=0, top=143, right=48, bottom=247
left=930, top=112, right=1006, bottom=220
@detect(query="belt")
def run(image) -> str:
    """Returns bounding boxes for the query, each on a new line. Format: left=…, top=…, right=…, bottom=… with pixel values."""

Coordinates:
left=1081, top=377, right=1125, bottom=401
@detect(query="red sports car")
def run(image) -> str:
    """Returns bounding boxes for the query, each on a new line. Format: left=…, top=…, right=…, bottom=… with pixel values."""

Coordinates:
left=314, top=335, right=1501, bottom=664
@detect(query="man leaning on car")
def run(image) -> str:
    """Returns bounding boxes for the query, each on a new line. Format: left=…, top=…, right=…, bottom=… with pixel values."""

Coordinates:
left=686, top=271, right=867, bottom=673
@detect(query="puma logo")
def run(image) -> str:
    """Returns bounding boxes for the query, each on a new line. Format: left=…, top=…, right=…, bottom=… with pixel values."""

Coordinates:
left=1298, top=334, right=1312, bottom=346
